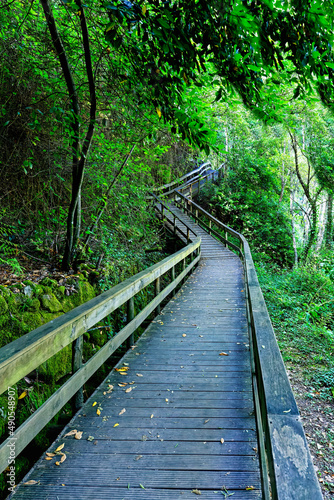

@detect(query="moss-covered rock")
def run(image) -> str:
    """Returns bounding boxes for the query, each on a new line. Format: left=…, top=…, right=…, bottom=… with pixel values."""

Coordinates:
left=21, top=311, right=43, bottom=331
left=40, top=277, right=58, bottom=288
left=0, top=294, right=8, bottom=314
left=39, top=344, right=72, bottom=382
left=33, top=284, right=44, bottom=296
left=40, top=293, right=63, bottom=313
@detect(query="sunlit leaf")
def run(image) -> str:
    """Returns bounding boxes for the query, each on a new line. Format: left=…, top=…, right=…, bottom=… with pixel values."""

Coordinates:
left=54, top=443, right=65, bottom=453
left=18, top=391, right=27, bottom=400
left=119, top=408, right=126, bottom=415
left=74, top=431, right=83, bottom=440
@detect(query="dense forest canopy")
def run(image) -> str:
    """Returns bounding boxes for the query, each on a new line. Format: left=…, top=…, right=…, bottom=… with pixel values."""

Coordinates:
left=0, top=0, right=334, bottom=269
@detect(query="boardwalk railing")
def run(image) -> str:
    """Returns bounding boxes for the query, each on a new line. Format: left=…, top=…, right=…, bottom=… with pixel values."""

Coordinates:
left=0, top=198, right=200, bottom=475
left=169, top=189, right=323, bottom=500
left=148, top=161, right=223, bottom=199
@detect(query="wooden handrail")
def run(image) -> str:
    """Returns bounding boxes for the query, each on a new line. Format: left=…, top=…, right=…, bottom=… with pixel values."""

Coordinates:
left=148, top=161, right=224, bottom=199
left=0, top=232, right=201, bottom=474
left=170, top=189, right=323, bottom=500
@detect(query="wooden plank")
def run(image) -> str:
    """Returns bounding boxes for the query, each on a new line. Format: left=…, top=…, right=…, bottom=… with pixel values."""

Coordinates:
left=11, top=485, right=261, bottom=500
left=55, top=437, right=259, bottom=455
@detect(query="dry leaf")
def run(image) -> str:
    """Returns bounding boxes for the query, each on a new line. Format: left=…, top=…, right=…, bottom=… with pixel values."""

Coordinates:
left=96, top=408, right=101, bottom=416
left=165, top=398, right=169, bottom=402
left=135, top=455, right=143, bottom=460
left=125, top=387, right=132, bottom=393
left=119, top=408, right=126, bottom=415
left=118, top=383, right=127, bottom=387
left=204, top=419, right=210, bottom=424
left=219, top=352, right=229, bottom=356
left=55, top=461, right=60, bottom=466
left=246, top=486, right=255, bottom=490
left=87, top=436, right=94, bottom=441
left=192, top=489, right=201, bottom=495
left=116, top=367, right=129, bottom=372
left=92, top=402, right=97, bottom=406
left=46, top=452, right=56, bottom=457
left=74, top=431, right=83, bottom=440
left=108, top=384, right=114, bottom=389
left=136, top=373, right=143, bottom=377
left=150, top=414, right=154, bottom=419
left=120, top=372, right=127, bottom=376
left=18, top=391, right=27, bottom=400
left=64, top=430, right=77, bottom=437
left=114, top=423, right=119, bottom=427
left=220, top=438, right=225, bottom=444
left=54, top=443, right=65, bottom=453
left=182, top=334, right=187, bottom=337
left=60, top=454, right=66, bottom=463
left=24, top=480, right=38, bottom=485
left=45, top=456, right=53, bottom=461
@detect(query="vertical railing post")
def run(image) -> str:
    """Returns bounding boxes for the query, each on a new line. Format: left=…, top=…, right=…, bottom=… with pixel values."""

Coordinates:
left=187, top=228, right=190, bottom=244
left=225, top=231, right=228, bottom=248
left=127, top=296, right=135, bottom=349
left=171, top=265, right=176, bottom=296
left=195, top=209, right=198, bottom=220
left=209, top=220, right=212, bottom=235
left=72, top=336, right=84, bottom=411
left=190, top=183, right=193, bottom=199
left=155, top=277, right=161, bottom=315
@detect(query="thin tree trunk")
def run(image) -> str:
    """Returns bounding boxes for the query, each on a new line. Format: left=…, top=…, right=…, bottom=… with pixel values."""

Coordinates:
left=290, top=169, right=298, bottom=267
left=289, top=131, right=321, bottom=261
left=324, top=192, right=333, bottom=248
left=41, top=0, right=97, bottom=269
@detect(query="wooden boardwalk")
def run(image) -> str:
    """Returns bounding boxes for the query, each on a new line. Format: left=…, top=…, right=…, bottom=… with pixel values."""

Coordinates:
left=12, top=204, right=261, bottom=499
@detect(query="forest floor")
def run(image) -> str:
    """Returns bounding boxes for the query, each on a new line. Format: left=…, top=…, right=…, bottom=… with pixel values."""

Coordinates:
left=1, top=256, right=333, bottom=497
left=287, top=367, right=334, bottom=499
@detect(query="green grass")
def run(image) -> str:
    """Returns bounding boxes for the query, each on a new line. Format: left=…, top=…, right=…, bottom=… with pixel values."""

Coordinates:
left=255, top=255, right=334, bottom=399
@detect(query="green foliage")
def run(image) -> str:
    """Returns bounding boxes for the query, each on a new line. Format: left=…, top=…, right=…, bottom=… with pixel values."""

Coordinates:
left=199, top=157, right=294, bottom=265
left=256, top=257, right=334, bottom=393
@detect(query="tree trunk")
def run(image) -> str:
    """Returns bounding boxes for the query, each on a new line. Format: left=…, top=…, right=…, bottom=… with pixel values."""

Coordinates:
left=324, top=192, right=333, bottom=248
left=290, top=169, right=298, bottom=267
left=41, top=0, right=96, bottom=270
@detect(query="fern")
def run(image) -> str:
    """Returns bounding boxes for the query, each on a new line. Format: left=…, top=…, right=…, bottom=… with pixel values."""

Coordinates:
left=0, top=223, right=19, bottom=256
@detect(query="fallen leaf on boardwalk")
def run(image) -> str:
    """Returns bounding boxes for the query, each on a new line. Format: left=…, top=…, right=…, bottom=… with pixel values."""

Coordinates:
left=18, top=391, right=27, bottom=400
left=74, top=431, right=83, bottom=440
left=114, top=423, right=119, bottom=427
left=129, top=381, right=135, bottom=385
left=87, top=436, right=94, bottom=441
left=123, top=363, right=129, bottom=366
left=219, top=352, right=229, bottom=356
left=150, top=414, right=154, bottom=418
left=199, top=335, right=203, bottom=337
left=45, top=456, right=53, bottom=461
left=125, top=387, right=132, bottom=393
left=24, top=480, right=38, bottom=485
left=136, top=373, right=143, bottom=377
left=115, top=367, right=129, bottom=372
left=46, top=452, right=56, bottom=457
left=92, top=402, right=97, bottom=406
left=55, top=461, right=61, bottom=466
left=60, top=454, right=66, bottom=463
left=120, top=372, right=127, bottom=376
left=192, top=489, right=201, bottom=495
left=64, top=430, right=77, bottom=437
left=165, top=398, right=169, bottom=402
left=54, top=443, right=65, bottom=453
left=96, top=408, right=101, bottom=416
left=246, top=486, right=255, bottom=490
left=139, top=483, right=145, bottom=489
left=118, top=383, right=127, bottom=387
left=119, top=408, right=126, bottom=415
left=220, top=438, right=225, bottom=444
left=182, top=334, right=187, bottom=337
left=135, top=455, right=143, bottom=460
